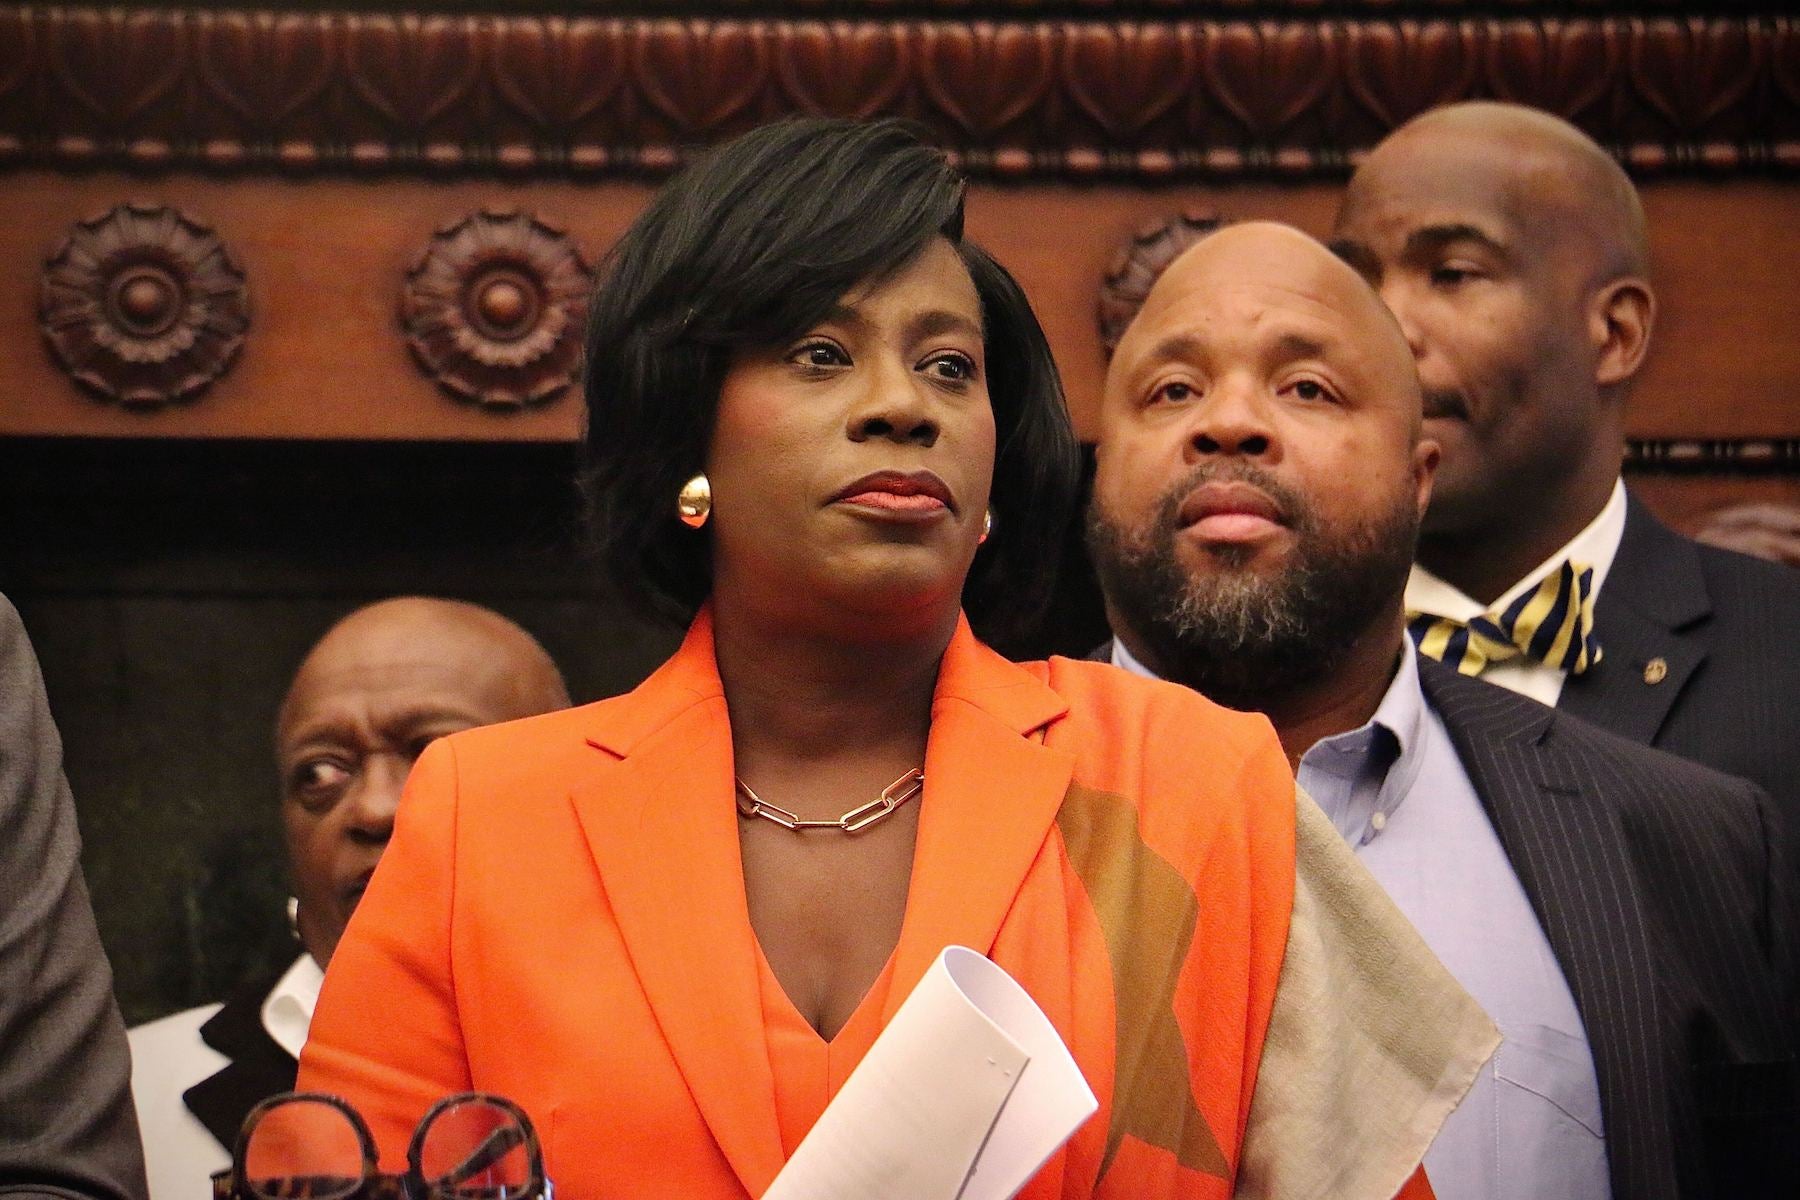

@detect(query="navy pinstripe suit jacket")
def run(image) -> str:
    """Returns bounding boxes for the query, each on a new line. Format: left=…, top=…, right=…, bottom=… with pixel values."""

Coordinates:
left=1417, top=657, right=1797, bottom=1200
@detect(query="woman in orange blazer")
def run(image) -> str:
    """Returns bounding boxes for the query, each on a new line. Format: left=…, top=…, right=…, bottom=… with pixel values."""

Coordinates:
left=298, top=118, right=1493, bottom=1198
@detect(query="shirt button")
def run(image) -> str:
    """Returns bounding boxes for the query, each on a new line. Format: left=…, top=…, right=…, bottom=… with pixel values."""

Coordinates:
left=1370, top=811, right=1388, bottom=833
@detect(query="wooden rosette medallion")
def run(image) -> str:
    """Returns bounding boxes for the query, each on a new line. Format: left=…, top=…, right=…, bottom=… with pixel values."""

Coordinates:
left=401, top=210, right=593, bottom=410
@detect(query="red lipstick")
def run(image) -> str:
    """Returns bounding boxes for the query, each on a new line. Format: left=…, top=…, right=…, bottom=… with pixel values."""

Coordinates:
left=832, top=470, right=956, bottom=517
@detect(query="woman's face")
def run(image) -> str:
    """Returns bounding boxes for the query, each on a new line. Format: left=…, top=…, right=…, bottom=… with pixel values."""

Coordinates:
left=706, top=237, right=996, bottom=636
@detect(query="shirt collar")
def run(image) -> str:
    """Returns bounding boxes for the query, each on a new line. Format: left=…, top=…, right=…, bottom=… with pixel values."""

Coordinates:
left=1112, top=632, right=1429, bottom=831
left=1307, top=645, right=1427, bottom=779
left=1366, top=644, right=1426, bottom=763
left=1407, top=477, right=1628, bottom=623
left=1110, top=635, right=1158, bottom=680
left=259, top=952, right=325, bottom=1061
left=1300, top=647, right=1431, bottom=839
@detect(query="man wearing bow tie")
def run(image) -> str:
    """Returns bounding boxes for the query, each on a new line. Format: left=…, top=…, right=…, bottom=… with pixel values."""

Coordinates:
left=1088, top=218, right=1796, bottom=1199
left=1330, top=101, right=1800, bottom=832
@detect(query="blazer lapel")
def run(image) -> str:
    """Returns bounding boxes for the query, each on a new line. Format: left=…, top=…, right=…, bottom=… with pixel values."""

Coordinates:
left=1559, top=496, right=1710, bottom=745
left=567, top=615, right=786, bottom=1198
left=184, top=1054, right=299, bottom=1153
left=184, top=967, right=301, bottom=1151
left=886, top=619, right=1073, bottom=1017
left=1420, top=661, right=1679, bottom=1200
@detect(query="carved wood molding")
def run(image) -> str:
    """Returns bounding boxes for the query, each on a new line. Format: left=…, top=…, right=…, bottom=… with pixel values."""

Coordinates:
left=401, top=209, right=592, bottom=409
left=1098, top=210, right=1224, bottom=355
left=1625, top=439, right=1800, bottom=474
left=0, top=7, right=1792, bottom=180
left=121, top=2, right=1717, bottom=13
left=38, top=202, right=249, bottom=408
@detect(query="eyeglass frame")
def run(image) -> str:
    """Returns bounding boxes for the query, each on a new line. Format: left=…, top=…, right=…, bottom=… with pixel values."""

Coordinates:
left=210, top=1090, right=550, bottom=1200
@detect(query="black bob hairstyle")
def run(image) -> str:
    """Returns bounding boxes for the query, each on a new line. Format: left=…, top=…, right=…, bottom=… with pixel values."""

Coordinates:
left=577, top=117, right=1080, bottom=646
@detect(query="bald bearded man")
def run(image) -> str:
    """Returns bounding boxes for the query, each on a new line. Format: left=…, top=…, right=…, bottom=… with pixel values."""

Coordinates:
left=1331, top=101, right=1800, bottom=845
left=1089, top=222, right=1797, bottom=1200
left=127, top=598, right=570, bottom=1199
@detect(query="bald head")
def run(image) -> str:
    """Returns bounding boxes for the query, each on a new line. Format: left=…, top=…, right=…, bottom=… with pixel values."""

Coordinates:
left=1111, top=221, right=1422, bottom=433
left=278, top=597, right=569, bottom=737
left=1351, top=102, right=1647, bottom=280
left=278, top=597, right=569, bottom=967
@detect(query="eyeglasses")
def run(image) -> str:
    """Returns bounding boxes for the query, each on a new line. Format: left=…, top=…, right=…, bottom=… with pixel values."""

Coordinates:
left=211, top=1092, right=550, bottom=1200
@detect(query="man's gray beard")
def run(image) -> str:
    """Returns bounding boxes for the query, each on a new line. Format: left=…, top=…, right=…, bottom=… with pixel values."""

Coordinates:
left=1086, top=465, right=1418, bottom=712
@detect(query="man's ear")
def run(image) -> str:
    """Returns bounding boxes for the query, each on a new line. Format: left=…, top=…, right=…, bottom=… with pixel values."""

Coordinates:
left=1590, top=276, right=1655, bottom=388
left=1413, top=435, right=1440, bottom=522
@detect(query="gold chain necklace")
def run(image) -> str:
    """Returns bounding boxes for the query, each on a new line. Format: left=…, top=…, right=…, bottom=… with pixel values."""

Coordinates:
left=734, top=768, right=924, bottom=834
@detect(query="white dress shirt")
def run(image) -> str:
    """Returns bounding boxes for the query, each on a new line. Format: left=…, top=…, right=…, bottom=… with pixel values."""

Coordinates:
left=128, top=953, right=323, bottom=1200
left=1406, top=479, right=1628, bottom=707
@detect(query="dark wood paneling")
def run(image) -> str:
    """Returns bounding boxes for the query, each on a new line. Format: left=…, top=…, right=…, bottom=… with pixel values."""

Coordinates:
left=1617, top=475, right=1800, bottom=537
left=0, top=172, right=652, bottom=439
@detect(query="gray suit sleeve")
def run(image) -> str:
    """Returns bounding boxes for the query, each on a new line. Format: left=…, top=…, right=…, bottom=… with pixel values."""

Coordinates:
left=0, top=596, right=148, bottom=1200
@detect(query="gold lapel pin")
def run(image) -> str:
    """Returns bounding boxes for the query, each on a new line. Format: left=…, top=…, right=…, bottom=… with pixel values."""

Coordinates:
left=1643, top=657, right=1669, bottom=685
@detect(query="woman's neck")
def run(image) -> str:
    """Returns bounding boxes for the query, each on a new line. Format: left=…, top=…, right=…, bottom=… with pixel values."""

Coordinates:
left=709, top=598, right=955, bottom=766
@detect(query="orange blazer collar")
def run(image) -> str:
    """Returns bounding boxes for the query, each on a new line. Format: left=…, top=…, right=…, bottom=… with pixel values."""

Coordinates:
left=579, top=605, right=1070, bottom=760
left=578, top=607, right=728, bottom=762
left=568, top=607, right=1075, bottom=1197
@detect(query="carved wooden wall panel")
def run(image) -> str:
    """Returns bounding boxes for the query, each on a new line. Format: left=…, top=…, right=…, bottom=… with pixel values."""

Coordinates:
left=0, top=172, right=653, bottom=440
left=1097, top=210, right=1224, bottom=357
left=0, top=2, right=1791, bottom=475
left=39, top=202, right=249, bottom=407
left=2, top=170, right=1795, bottom=455
left=401, top=209, right=592, bottom=408
left=0, top=7, right=1793, bottom=179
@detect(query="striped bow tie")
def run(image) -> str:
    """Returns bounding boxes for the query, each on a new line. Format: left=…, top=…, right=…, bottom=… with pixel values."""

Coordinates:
left=1408, top=560, right=1603, bottom=677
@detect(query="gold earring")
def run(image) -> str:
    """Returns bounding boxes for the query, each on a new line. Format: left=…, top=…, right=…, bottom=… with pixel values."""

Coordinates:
left=979, top=510, right=992, bottom=544
left=677, top=474, right=712, bottom=528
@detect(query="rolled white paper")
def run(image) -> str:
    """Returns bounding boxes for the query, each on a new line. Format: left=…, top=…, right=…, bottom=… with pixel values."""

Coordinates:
left=762, top=946, right=1098, bottom=1200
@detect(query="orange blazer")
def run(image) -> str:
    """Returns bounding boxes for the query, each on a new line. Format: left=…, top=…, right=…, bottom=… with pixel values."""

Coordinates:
left=298, top=610, right=1461, bottom=1198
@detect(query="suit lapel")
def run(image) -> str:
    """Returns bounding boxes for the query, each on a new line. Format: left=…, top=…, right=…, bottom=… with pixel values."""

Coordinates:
left=1421, top=661, right=1679, bottom=1199
left=184, top=1054, right=300, bottom=1153
left=183, top=966, right=302, bottom=1151
left=568, top=615, right=786, bottom=1198
left=1559, top=496, right=1710, bottom=745
left=886, top=669, right=1074, bottom=1018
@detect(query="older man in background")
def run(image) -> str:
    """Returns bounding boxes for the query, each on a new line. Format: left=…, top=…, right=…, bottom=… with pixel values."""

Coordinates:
left=1088, top=221, right=1796, bottom=1199
left=127, top=597, right=570, bottom=1199
left=0, top=594, right=146, bottom=1200
left=1331, top=100, right=1800, bottom=831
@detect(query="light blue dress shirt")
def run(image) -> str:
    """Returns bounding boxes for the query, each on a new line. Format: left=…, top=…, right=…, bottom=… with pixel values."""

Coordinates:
left=1111, top=640, right=1611, bottom=1200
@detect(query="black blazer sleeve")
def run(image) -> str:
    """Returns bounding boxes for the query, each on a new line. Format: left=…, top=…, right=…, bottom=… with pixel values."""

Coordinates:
left=0, top=595, right=148, bottom=1200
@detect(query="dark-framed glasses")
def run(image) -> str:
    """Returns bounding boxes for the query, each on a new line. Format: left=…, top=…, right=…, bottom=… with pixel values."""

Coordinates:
left=211, top=1092, right=550, bottom=1200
